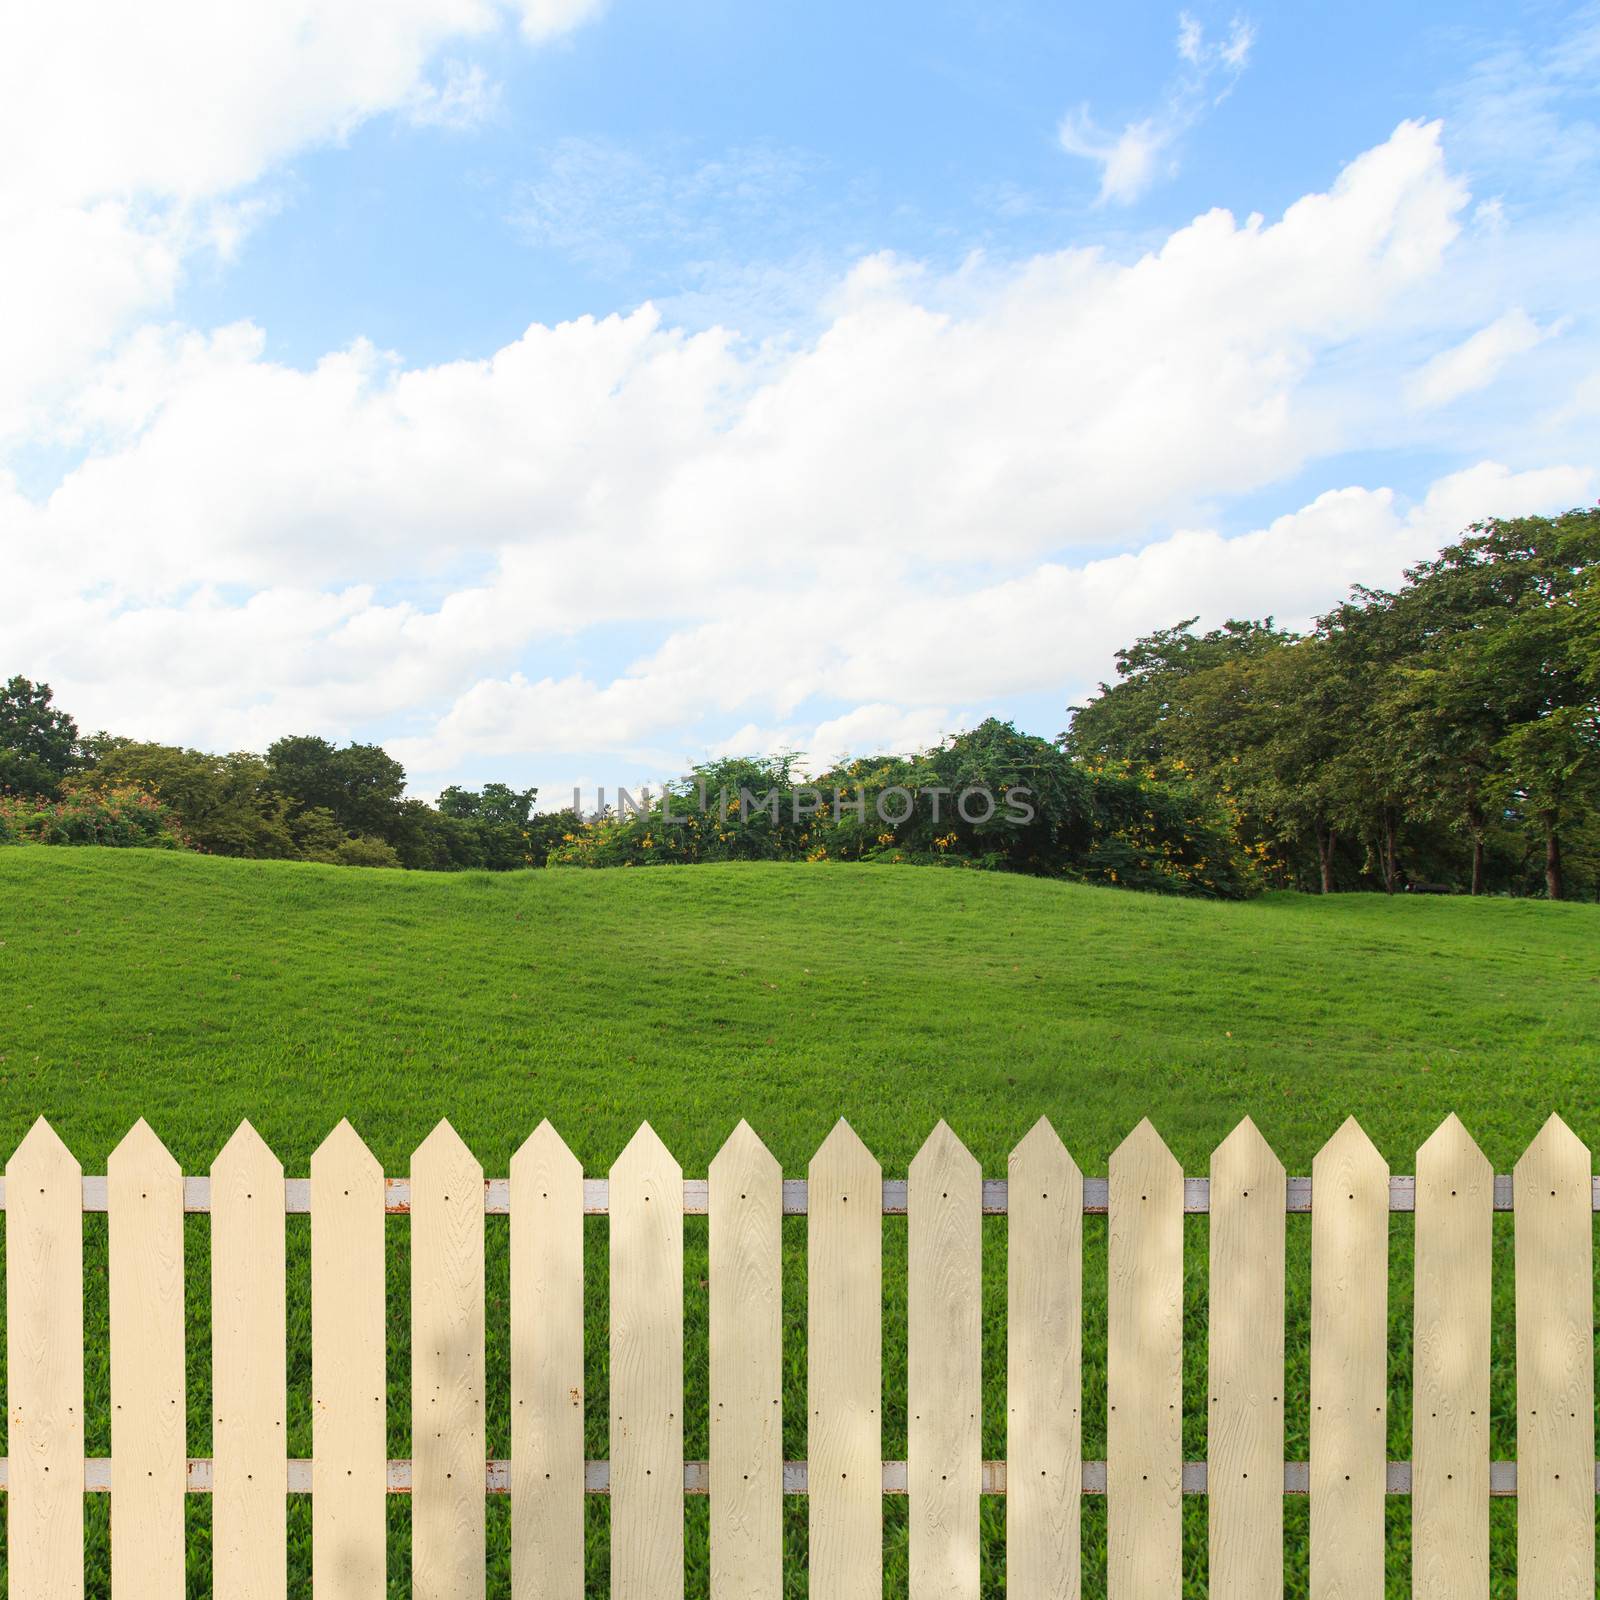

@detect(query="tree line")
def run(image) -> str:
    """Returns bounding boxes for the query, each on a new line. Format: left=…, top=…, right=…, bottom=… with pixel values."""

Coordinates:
left=3, top=507, right=1595, bottom=898
left=0, top=705, right=583, bottom=870
left=1063, top=508, right=1600, bottom=898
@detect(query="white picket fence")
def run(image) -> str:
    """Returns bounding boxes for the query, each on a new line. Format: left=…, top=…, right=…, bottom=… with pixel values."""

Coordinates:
left=2, top=1111, right=1596, bottom=1598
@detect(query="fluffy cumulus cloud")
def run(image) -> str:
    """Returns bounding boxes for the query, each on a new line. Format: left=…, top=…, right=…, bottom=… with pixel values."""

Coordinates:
left=1, top=0, right=1593, bottom=800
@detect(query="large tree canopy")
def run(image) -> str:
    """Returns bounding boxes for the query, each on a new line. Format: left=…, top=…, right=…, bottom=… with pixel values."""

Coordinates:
left=0, top=676, right=79, bottom=798
left=1063, top=507, right=1600, bottom=898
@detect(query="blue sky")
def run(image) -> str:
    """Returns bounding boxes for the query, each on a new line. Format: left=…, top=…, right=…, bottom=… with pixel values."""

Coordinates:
left=183, top=4, right=1560, bottom=365
left=1, top=0, right=1596, bottom=801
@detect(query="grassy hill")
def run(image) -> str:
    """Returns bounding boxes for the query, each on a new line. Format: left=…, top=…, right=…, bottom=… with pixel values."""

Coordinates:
left=3, top=846, right=1596, bottom=1173
left=2, top=846, right=1597, bottom=1597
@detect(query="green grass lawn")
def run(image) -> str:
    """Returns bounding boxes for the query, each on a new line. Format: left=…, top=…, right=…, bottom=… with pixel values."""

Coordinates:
left=2, top=846, right=1598, bottom=1598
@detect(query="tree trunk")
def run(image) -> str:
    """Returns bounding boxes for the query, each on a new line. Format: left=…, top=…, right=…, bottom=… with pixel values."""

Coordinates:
left=1317, top=824, right=1336, bottom=894
left=1544, top=812, right=1564, bottom=901
left=1382, top=808, right=1399, bottom=894
left=1470, top=833, right=1485, bottom=897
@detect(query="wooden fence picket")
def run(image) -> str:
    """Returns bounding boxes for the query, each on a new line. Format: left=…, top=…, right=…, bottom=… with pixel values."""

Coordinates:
left=108, top=1119, right=185, bottom=1600
left=908, top=1121, right=981, bottom=1600
left=510, top=1119, right=585, bottom=1600
left=610, top=1123, right=685, bottom=1600
left=1309, top=1116, right=1387, bottom=1600
left=5, top=1106, right=1600, bottom=1593
left=411, top=1120, right=486, bottom=1600
left=708, top=1120, right=782, bottom=1600
left=1208, top=1116, right=1285, bottom=1600
left=1412, top=1114, right=1490, bottom=1599
left=808, top=1119, right=883, bottom=1600
left=212, top=1121, right=287, bottom=1600
left=1514, top=1115, right=1595, bottom=1600
left=311, top=1119, right=387, bottom=1600
left=1106, top=1119, right=1182, bottom=1599
left=6, top=1117, right=84, bottom=1600
left=1006, top=1118, right=1082, bottom=1600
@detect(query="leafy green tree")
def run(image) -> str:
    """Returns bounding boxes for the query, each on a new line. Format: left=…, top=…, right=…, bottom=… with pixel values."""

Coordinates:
left=1174, top=640, right=1351, bottom=892
left=82, top=740, right=298, bottom=857
left=439, top=782, right=538, bottom=827
left=0, top=676, right=80, bottom=797
left=431, top=782, right=546, bottom=868
left=1064, top=618, right=1295, bottom=763
left=1494, top=706, right=1599, bottom=900
left=1399, top=508, right=1600, bottom=898
left=266, top=735, right=408, bottom=840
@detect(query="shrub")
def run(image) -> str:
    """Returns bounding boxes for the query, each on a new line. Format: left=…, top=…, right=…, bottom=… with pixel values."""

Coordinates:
left=334, top=834, right=402, bottom=868
left=0, top=780, right=192, bottom=850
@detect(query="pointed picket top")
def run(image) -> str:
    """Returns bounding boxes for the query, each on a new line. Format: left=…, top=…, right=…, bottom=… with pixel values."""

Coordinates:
left=107, top=1116, right=179, bottom=1181
left=1417, top=1112, right=1490, bottom=1193
left=812, top=1116, right=876, bottom=1170
left=213, top=1118, right=282, bottom=1183
left=612, top=1119, right=681, bottom=1183
left=1010, top=1114, right=1075, bottom=1171
left=808, top=1118, right=880, bottom=1207
left=412, top=1116, right=482, bottom=1193
left=1514, top=1112, right=1590, bottom=1184
left=310, top=1116, right=381, bottom=1183
left=1312, top=1115, right=1387, bottom=1185
left=710, top=1117, right=779, bottom=1183
left=1110, top=1115, right=1180, bottom=1181
left=510, top=1117, right=582, bottom=1186
left=1211, top=1114, right=1284, bottom=1193
left=1008, top=1116, right=1082, bottom=1212
left=909, top=1118, right=979, bottom=1191
left=7, top=1114, right=79, bottom=1181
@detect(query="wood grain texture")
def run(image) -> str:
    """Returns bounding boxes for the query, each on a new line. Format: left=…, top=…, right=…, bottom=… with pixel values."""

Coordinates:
left=908, top=1122, right=981, bottom=1600
left=1006, top=1118, right=1082, bottom=1600
left=411, top=1120, right=486, bottom=1600
left=1208, top=1116, right=1285, bottom=1600
left=1412, top=1115, right=1490, bottom=1600
left=1309, top=1117, right=1387, bottom=1600
left=6, top=1117, right=84, bottom=1600
left=1514, top=1114, right=1594, bottom=1600
left=1106, top=1119, right=1182, bottom=1600
left=610, top=1123, right=685, bottom=1600
left=709, top=1121, right=782, bottom=1600
left=311, top=1120, right=387, bottom=1600
left=212, top=1121, right=288, bottom=1600
left=510, top=1120, right=585, bottom=1600
left=108, top=1119, right=185, bottom=1600
left=807, top=1120, right=882, bottom=1600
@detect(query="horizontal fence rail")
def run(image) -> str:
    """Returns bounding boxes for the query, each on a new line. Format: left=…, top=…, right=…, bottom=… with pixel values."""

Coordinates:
left=3, top=1173, right=1598, bottom=1212
left=2, top=1457, right=1598, bottom=1495
left=4, top=1110, right=1597, bottom=1599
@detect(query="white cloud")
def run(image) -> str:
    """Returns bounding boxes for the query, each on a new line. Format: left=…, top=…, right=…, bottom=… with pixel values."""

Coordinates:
left=407, top=60, right=503, bottom=131
left=1177, top=12, right=1205, bottom=65
left=2, top=116, right=1593, bottom=794
left=516, top=0, right=607, bottom=42
left=1061, top=10, right=1254, bottom=204
left=0, top=0, right=604, bottom=438
left=1406, top=308, right=1551, bottom=409
left=1057, top=111, right=1171, bottom=207
left=11, top=122, right=1467, bottom=616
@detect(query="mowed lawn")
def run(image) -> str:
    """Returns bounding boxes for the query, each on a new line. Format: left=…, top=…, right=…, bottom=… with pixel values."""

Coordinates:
left=1, top=846, right=1598, bottom=1598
